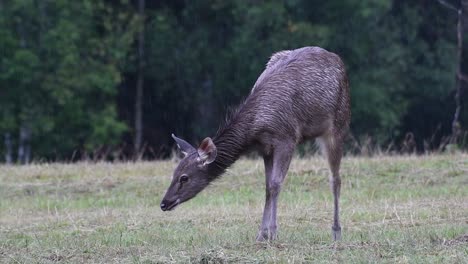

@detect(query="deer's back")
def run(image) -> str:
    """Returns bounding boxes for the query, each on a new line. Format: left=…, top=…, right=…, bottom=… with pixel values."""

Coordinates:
left=247, top=47, right=350, bottom=144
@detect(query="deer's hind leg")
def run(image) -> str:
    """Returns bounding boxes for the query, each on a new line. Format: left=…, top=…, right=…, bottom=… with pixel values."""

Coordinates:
left=318, top=133, right=344, bottom=241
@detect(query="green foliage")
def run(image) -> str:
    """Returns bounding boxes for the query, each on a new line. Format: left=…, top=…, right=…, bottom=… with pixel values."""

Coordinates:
left=0, top=0, right=466, bottom=160
left=0, top=0, right=138, bottom=159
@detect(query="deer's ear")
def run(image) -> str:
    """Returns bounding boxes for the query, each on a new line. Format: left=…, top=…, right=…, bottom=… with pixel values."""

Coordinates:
left=197, top=137, right=217, bottom=165
left=172, top=134, right=196, bottom=156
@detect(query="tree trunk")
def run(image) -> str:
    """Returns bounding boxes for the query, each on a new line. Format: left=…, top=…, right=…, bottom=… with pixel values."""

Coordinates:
left=451, top=0, right=468, bottom=143
left=15, top=14, right=31, bottom=164
left=4, top=133, right=13, bottom=164
left=134, top=0, right=145, bottom=158
left=439, top=0, right=467, bottom=143
left=198, top=76, right=214, bottom=135
left=451, top=8, right=463, bottom=143
left=17, top=125, right=31, bottom=164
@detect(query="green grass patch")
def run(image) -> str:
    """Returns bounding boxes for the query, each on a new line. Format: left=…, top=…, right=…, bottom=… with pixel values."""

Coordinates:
left=0, top=154, right=467, bottom=263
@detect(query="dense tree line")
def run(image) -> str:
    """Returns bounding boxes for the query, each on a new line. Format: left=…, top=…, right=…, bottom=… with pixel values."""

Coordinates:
left=0, top=0, right=467, bottom=162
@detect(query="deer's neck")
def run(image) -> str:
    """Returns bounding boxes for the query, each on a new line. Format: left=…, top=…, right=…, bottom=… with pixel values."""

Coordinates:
left=207, top=110, right=253, bottom=178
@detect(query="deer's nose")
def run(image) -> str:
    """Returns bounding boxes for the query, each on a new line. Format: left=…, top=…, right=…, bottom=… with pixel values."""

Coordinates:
left=160, top=202, right=167, bottom=211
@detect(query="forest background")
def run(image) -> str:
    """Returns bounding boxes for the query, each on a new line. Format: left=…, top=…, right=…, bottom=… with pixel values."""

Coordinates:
left=1, top=0, right=467, bottom=163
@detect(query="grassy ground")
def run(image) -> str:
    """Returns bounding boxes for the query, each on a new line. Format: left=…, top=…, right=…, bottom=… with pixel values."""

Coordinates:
left=0, top=154, right=467, bottom=263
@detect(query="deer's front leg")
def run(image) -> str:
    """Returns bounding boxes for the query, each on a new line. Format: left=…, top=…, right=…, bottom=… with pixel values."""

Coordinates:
left=257, top=144, right=294, bottom=242
left=257, top=154, right=275, bottom=241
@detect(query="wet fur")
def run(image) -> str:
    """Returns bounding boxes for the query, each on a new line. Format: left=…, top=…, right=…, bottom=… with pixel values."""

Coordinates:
left=163, top=46, right=350, bottom=241
left=209, top=46, right=349, bottom=175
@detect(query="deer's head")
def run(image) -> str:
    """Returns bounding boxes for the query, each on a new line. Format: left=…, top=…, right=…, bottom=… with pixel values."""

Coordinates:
left=160, top=134, right=217, bottom=211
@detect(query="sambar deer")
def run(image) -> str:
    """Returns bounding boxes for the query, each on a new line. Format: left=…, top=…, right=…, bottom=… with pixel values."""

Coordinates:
left=161, top=46, right=350, bottom=241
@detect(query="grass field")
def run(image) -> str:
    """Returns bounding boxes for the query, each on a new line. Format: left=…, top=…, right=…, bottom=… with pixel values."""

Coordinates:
left=0, top=154, right=467, bottom=263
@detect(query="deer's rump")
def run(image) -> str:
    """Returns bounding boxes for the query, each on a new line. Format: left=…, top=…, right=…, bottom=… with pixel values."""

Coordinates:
left=246, top=46, right=350, bottom=143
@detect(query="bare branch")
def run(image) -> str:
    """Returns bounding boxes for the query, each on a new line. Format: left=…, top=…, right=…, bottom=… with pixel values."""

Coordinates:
left=437, top=0, right=459, bottom=11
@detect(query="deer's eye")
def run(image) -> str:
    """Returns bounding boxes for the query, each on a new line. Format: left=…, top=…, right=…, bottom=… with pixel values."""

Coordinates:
left=179, top=175, right=189, bottom=184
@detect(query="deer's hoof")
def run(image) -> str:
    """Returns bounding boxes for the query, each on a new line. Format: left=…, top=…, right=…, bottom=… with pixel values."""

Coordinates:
left=332, top=226, right=342, bottom=241
left=256, top=229, right=277, bottom=242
